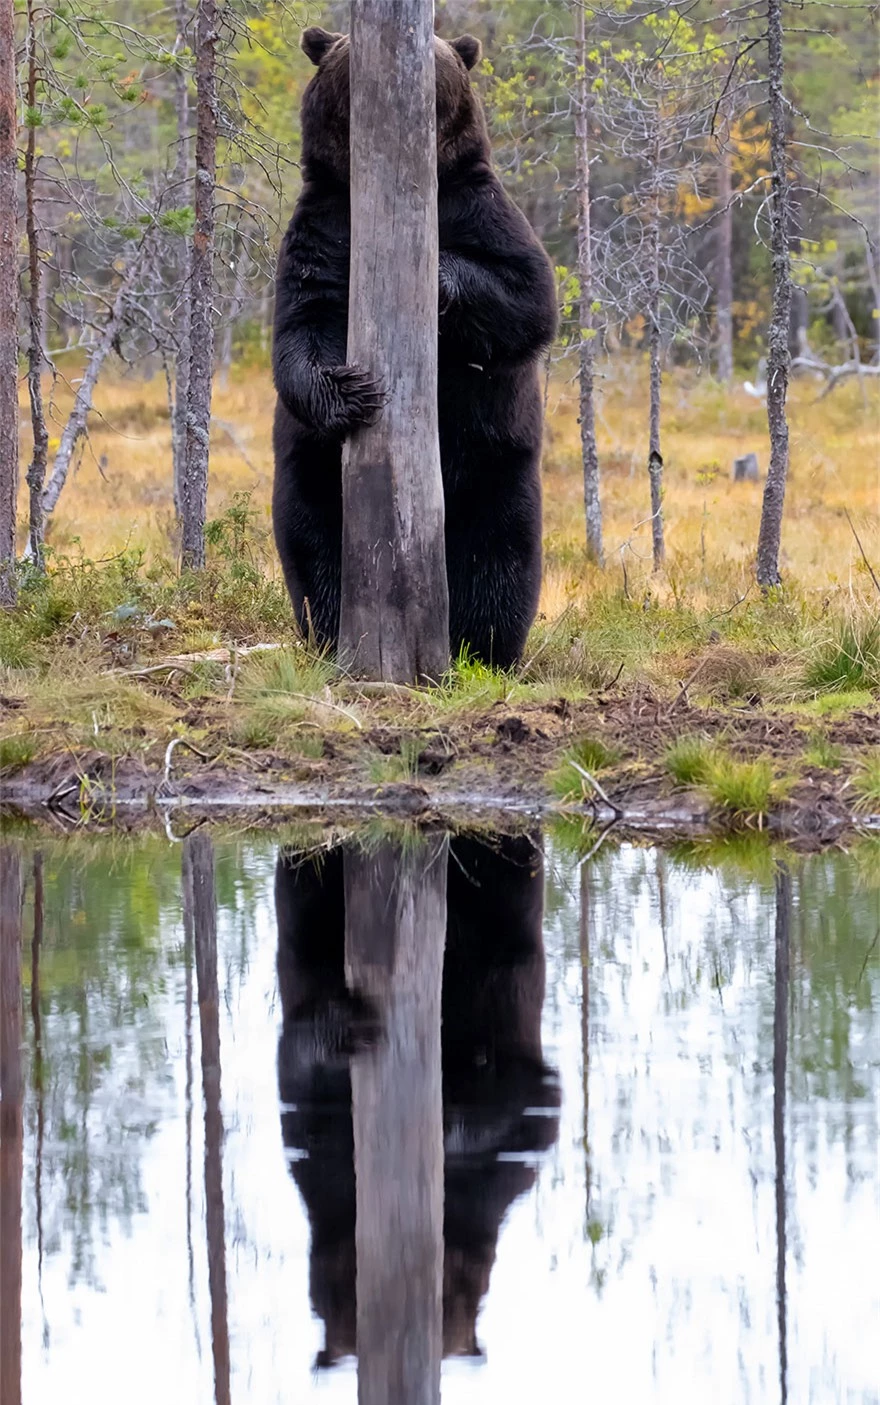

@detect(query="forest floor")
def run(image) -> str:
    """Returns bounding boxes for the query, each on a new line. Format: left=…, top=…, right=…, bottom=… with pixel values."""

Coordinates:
left=2, top=361, right=878, bottom=838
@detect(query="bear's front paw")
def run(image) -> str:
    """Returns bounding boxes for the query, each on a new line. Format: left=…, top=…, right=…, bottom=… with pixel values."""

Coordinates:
left=319, top=364, right=386, bottom=436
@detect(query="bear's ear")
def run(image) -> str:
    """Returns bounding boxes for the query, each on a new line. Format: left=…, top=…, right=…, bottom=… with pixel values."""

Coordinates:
left=451, top=34, right=481, bottom=71
left=301, top=26, right=344, bottom=66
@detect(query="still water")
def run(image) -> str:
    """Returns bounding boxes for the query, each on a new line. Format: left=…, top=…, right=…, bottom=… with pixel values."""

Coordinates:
left=0, top=827, right=878, bottom=1404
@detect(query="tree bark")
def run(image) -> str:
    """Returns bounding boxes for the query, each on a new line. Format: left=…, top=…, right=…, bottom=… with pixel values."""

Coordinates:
left=756, top=0, right=792, bottom=589
left=345, top=837, right=446, bottom=1405
left=647, top=121, right=665, bottom=572
left=773, top=861, right=791, bottom=1405
left=574, top=1, right=603, bottom=565
left=716, top=116, right=734, bottom=384
left=183, top=831, right=231, bottom=1405
left=0, top=847, right=23, bottom=1405
left=181, top=0, right=219, bottom=571
left=339, top=0, right=449, bottom=683
left=172, top=0, right=192, bottom=524
left=0, top=0, right=19, bottom=607
left=25, top=0, right=49, bottom=568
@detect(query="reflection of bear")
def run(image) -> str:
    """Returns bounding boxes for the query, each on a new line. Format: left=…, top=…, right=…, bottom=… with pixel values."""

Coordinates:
left=272, top=28, right=558, bottom=669
left=276, top=833, right=560, bottom=1367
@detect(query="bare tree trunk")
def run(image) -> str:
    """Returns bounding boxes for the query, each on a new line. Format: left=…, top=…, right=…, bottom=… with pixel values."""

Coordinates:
left=716, top=117, right=734, bottom=384
left=345, top=837, right=446, bottom=1405
left=0, top=847, right=23, bottom=1405
left=172, top=0, right=192, bottom=524
left=40, top=244, right=146, bottom=519
left=181, top=0, right=219, bottom=571
left=25, top=0, right=49, bottom=568
left=647, top=123, right=665, bottom=572
left=339, top=0, right=449, bottom=683
left=773, top=861, right=791, bottom=1405
left=756, top=0, right=792, bottom=589
left=0, top=0, right=19, bottom=607
left=184, top=832, right=231, bottom=1405
left=574, top=1, right=603, bottom=565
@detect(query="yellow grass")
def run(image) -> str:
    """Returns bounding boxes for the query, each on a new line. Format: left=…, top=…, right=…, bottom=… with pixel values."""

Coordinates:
left=16, top=354, right=880, bottom=613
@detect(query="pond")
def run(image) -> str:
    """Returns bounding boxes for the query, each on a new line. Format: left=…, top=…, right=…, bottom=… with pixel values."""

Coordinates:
left=0, top=826, right=878, bottom=1404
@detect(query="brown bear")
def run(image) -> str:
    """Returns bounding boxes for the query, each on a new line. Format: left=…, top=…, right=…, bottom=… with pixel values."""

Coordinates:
left=272, top=27, right=557, bottom=669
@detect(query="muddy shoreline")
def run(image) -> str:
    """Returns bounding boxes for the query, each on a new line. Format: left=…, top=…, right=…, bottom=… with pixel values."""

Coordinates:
left=2, top=741, right=877, bottom=846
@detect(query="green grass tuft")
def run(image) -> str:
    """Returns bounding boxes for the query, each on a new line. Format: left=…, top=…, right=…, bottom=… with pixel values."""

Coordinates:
left=551, top=734, right=622, bottom=801
left=802, top=731, right=844, bottom=770
left=0, top=733, right=37, bottom=772
left=853, top=752, right=880, bottom=812
left=705, top=754, right=778, bottom=822
left=664, top=735, right=718, bottom=787
left=803, top=616, right=880, bottom=695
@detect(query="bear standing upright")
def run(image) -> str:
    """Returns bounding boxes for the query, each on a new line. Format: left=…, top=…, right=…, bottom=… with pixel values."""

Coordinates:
left=272, top=27, right=557, bottom=670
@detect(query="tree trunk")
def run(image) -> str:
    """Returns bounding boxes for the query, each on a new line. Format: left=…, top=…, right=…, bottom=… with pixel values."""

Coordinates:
left=756, top=0, right=792, bottom=589
left=0, top=847, right=23, bottom=1405
left=172, top=0, right=192, bottom=524
left=773, top=861, right=791, bottom=1405
left=181, top=0, right=219, bottom=571
left=647, top=124, right=665, bottom=572
left=716, top=119, right=734, bottom=384
left=339, top=0, right=449, bottom=683
left=183, top=831, right=231, bottom=1405
left=345, top=837, right=446, bottom=1405
left=40, top=245, right=146, bottom=519
left=25, top=0, right=49, bottom=568
left=574, top=1, right=603, bottom=565
left=0, top=0, right=19, bottom=607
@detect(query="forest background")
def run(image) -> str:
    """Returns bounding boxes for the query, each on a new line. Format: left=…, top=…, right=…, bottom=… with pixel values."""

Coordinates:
left=0, top=0, right=878, bottom=819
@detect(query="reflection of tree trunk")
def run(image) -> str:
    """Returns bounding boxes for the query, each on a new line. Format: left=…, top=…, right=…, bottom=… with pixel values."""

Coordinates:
left=181, top=840, right=197, bottom=1321
left=345, top=838, right=447, bottom=1405
left=579, top=862, right=591, bottom=1219
left=0, top=847, right=23, bottom=1405
left=31, top=852, right=46, bottom=1289
left=773, top=862, right=791, bottom=1405
left=184, top=832, right=231, bottom=1405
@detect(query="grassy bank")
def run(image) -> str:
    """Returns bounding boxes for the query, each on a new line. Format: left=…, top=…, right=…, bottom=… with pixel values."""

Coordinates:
left=2, top=361, right=878, bottom=829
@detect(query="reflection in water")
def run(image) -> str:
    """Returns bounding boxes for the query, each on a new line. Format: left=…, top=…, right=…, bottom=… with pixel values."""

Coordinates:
left=774, top=863, right=791, bottom=1405
left=276, top=833, right=561, bottom=1378
left=183, top=832, right=231, bottom=1405
left=1, top=847, right=23, bottom=1405
left=4, top=829, right=879, bottom=1402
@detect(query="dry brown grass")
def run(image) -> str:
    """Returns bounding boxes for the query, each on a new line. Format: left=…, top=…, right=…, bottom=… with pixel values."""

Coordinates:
left=16, top=354, right=879, bottom=618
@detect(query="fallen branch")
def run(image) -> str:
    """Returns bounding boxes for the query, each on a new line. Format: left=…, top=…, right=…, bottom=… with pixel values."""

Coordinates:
left=791, top=352, right=880, bottom=400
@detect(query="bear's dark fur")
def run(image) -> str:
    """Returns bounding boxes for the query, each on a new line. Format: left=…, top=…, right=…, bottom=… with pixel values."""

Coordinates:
left=275, top=832, right=560, bottom=1367
left=272, top=28, right=557, bottom=669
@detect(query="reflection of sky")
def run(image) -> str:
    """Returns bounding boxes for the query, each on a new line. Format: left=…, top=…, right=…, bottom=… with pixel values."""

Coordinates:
left=18, top=841, right=880, bottom=1404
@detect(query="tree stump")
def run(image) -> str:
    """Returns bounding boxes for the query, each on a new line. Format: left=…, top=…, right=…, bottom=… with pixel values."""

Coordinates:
left=733, top=453, right=760, bottom=482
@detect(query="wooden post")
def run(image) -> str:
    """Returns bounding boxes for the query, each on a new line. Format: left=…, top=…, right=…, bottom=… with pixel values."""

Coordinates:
left=345, top=837, right=447, bottom=1405
left=339, top=1, right=449, bottom=684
